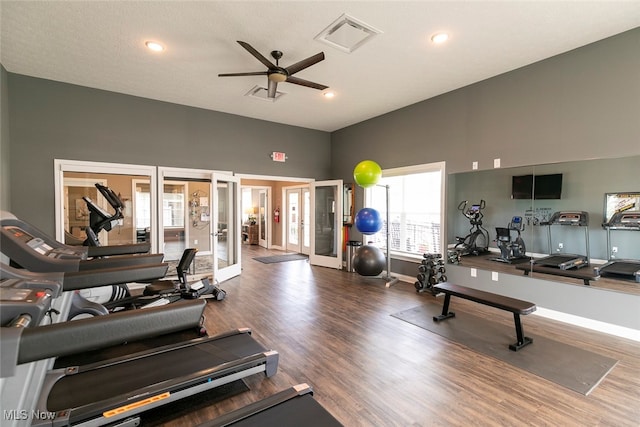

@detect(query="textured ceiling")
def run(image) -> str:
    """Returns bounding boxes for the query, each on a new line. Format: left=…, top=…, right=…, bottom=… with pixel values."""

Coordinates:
left=2, top=1, right=639, bottom=132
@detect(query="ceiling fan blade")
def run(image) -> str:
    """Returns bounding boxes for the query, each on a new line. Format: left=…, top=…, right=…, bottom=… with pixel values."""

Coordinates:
left=267, top=80, right=278, bottom=98
left=285, top=52, right=325, bottom=76
left=285, top=76, right=328, bottom=91
left=237, top=41, right=277, bottom=69
left=218, top=71, right=268, bottom=77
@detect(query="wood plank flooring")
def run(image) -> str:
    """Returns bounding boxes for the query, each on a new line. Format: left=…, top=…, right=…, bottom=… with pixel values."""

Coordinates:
left=159, top=245, right=640, bottom=426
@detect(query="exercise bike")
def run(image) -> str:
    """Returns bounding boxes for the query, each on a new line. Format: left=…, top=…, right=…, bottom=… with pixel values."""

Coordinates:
left=492, top=216, right=530, bottom=263
left=454, top=200, right=489, bottom=256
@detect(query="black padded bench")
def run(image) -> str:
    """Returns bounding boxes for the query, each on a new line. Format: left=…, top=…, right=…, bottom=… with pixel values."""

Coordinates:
left=432, top=282, right=537, bottom=351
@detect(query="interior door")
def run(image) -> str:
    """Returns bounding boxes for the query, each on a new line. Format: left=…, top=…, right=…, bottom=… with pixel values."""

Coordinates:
left=213, top=173, right=241, bottom=282
left=310, top=180, right=343, bottom=269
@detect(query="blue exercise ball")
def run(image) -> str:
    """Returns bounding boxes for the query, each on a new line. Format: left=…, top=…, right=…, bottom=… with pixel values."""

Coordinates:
left=353, top=245, right=386, bottom=276
left=355, top=208, right=383, bottom=235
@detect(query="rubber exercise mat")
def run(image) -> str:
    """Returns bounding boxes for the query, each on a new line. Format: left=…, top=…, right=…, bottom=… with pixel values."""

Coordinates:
left=391, top=302, right=618, bottom=395
left=253, top=254, right=309, bottom=264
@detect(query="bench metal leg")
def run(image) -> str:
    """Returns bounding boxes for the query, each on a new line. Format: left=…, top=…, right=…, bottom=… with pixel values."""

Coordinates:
left=433, top=294, right=456, bottom=322
left=509, top=313, right=533, bottom=351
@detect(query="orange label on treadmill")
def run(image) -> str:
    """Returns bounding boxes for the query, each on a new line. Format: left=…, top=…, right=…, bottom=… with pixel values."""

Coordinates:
left=103, top=392, right=170, bottom=418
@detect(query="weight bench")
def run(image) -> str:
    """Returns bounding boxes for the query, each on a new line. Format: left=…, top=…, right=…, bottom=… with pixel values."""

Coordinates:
left=432, top=282, right=536, bottom=351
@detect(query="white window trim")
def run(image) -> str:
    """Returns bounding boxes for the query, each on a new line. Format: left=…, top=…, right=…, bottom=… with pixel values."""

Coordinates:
left=363, top=161, right=446, bottom=259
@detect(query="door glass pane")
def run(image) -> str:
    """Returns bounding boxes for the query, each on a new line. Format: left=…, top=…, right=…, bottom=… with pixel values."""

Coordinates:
left=162, top=180, right=212, bottom=268
left=288, top=192, right=299, bottom=245
left=303, top=190, right=310, bottom=248
left=217, top=181, right=237, bottom=270
left=259, top=192, right=266, bottom=241
left=63, top=172, right=149, bottom=248
left=314, top=185, right=337, bottom=256
left=162, top=183, right=186, bottom=260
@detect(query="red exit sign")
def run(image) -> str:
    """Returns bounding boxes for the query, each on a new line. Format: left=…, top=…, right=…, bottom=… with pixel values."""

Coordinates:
left=271, top=152, right=286, bottom=162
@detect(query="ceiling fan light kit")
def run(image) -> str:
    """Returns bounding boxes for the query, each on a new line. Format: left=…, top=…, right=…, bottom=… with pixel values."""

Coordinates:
left=219, top=41, right=328, bottom=99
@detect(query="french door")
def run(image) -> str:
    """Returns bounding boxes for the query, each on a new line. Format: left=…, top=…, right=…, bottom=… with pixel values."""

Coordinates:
left=213, top=173, right=241, bottom=282
left=285, top=187, right=310, bottom=254
left=158, top=168, right=241, bottom=283
left=310, top=180, right=343, bottom=269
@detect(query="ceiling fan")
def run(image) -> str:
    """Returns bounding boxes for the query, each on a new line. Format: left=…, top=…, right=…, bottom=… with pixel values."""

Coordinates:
left=219, top=41, right=328, bottom=98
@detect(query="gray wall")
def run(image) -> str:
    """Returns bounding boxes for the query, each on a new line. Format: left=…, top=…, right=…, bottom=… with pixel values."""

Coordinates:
left=1, top=65, right=9, bottom=212
left=330, top=28, right=640, bottom=329
left=6, top=74, right=331, bottom=235
left=331, top=28, right=640, bottom=179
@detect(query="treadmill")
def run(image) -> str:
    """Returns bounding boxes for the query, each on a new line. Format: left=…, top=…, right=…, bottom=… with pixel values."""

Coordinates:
left=198, top=383, right=343, bottom=427
left=534, top=211, right=590, bottom=270
left=595, top=210, right=640, bottom=282
left=0, top=211, right=165, bottom=272
left=2, top=298, right=279, bottom=427
left=0, top=211, right=172, bottom=316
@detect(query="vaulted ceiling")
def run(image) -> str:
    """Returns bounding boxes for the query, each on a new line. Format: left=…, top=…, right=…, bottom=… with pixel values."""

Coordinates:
left=2, top=1, right=639, bottom=132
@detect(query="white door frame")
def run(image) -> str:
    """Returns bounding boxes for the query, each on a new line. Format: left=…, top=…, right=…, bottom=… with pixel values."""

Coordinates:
left=309, top=179, right=343, bottom=269
left=54, top=159, right=158, bottom=251
left=213, top=173, right=242, bottom=282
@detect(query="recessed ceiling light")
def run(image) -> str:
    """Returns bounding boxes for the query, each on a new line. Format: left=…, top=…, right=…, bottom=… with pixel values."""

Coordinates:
left=145, top=41, right=165, bottom=52
left=430, top=33, right=449, bottom=44
left=323, top=91, right=335, bottom=99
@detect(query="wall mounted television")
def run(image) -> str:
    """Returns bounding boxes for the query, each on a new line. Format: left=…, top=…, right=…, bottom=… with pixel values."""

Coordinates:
left=512, top=173, right=563, bottom=200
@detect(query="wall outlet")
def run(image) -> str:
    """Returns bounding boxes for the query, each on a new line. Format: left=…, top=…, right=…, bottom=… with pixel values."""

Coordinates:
left=471, top=268, right=477, bottom=277
left=194, top=239, right=198, bottom=245
left=492, top=271, right=499, bottom=281
left=472, top=161, right=478, bottom=170
left=494, top=158, right=501, bottom=168
left=612, top=246, right=618, bottom=253
left=558, top=242, right=563, bottom=249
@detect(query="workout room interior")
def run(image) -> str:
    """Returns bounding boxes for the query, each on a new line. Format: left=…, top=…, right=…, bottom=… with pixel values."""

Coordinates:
left=1, top=2, right=639, bottom=427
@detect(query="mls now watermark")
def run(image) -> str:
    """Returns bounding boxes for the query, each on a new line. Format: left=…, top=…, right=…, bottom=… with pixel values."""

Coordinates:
left=4, top=409, right=56, bottom=421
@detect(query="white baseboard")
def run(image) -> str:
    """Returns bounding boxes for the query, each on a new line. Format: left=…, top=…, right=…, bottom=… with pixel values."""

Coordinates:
left=533, top=307, right=640, bottom=342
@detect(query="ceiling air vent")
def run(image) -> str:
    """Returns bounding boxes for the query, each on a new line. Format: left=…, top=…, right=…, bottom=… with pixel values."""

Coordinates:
left=245, top=86, right=286, bottom=102
left=314, top=13, right=382, bottom=53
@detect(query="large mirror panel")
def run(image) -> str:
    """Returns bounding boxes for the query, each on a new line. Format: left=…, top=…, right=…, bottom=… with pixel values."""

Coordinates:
left=447, top=155, right=640, bottom=296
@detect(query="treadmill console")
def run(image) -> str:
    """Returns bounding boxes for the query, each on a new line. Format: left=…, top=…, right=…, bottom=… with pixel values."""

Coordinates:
left=3, top=226, right=86, bottom=259
left=0, top=287, right=53, bottom=327
left=546, top=211, right=589, bottom=226
left=603, top=211, right=640, bottom=230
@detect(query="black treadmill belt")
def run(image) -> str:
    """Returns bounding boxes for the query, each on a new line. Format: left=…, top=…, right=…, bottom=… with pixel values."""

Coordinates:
left=223, top=394, right=342, bottom=427
left=600, top=261, right=640, bottom=276
left=47, top=333, right=265, bottom=412
left=536, top=255, right=575, bottom=265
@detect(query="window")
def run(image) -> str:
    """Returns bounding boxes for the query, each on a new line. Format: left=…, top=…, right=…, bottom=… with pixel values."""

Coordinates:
left=364, top=162, right=445, bottom=257
left=163, top=183, right=185, bottom=227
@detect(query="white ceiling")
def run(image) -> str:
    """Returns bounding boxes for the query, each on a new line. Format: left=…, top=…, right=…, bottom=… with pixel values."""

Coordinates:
left=2, top=1, right=639, bottom=132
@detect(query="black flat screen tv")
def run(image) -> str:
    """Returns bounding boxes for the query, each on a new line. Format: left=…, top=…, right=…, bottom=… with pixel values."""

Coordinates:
left=534, top=173, right=563, bottom=199
left=511, top=173, right=563, bottom=200
left=512, top=175, right=533, bottom=199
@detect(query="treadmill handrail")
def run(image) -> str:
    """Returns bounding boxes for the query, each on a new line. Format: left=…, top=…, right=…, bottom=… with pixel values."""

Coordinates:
left=17, top=300, right=206, bottom=364
left=63, top=263, right=169, bottom=291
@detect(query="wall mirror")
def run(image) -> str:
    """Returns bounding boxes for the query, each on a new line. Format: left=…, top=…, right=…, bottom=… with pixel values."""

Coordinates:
left=447, top=155, right=640, bottom=296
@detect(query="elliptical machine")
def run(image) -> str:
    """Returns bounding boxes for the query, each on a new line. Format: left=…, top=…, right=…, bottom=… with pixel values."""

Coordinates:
left=492, top=216, right=530, bottom=263
left=454, top=200, right=489, bottom=256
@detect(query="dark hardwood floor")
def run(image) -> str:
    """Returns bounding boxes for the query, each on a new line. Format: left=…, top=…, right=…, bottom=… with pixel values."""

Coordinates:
left=159, top=245, right=640, bottom=426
